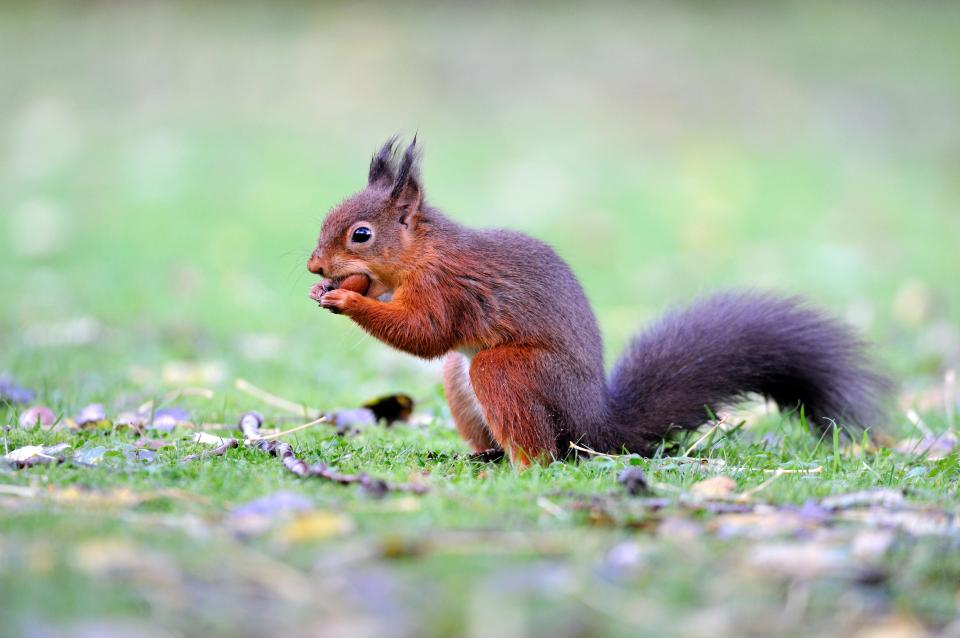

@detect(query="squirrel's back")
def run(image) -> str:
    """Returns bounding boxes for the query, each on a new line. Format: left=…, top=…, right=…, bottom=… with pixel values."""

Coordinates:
left=444, top=226, right=604, bottom=368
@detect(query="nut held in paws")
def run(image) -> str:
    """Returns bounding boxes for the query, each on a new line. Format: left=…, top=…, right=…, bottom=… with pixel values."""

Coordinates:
left=338, top=273, right=370, bottom=296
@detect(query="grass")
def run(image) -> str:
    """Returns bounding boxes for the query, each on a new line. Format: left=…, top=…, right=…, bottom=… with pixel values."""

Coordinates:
left=1, top=2, right=959, bottom=636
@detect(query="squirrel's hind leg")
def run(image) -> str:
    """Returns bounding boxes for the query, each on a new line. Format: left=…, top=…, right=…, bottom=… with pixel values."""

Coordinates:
left=469, top=346, right=559, bottom=467
left=442, top=352, right=498, bottom=452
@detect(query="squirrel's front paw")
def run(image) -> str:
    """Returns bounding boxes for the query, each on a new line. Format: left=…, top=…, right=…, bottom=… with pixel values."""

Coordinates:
left=319, top=288, right=360, bottom=315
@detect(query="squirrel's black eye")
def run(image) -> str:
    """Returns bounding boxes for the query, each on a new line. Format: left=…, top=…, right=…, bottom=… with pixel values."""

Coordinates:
left=351, top=227, right=372, bottom=244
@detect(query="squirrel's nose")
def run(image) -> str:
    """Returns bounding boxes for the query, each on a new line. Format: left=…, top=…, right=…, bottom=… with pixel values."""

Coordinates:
left=307, top=255, right=324, bottom=276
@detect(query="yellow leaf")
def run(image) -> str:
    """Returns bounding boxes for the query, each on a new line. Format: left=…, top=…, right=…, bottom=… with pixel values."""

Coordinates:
left=277, top=512, right=354, bottom=544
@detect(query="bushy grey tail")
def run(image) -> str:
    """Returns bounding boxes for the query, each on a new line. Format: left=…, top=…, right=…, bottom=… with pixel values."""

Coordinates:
left=600, top=292, right=893, bottom=453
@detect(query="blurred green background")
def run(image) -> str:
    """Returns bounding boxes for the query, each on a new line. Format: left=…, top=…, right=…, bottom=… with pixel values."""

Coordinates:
left=2, top=1, right=958, bottom=406
left=2, top=4, right=960, bottom=637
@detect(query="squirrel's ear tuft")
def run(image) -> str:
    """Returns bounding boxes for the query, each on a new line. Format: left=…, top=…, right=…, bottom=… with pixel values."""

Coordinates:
left=391, top=137, right=423, bottom=227
left=368, top=136, right=398, bottom=187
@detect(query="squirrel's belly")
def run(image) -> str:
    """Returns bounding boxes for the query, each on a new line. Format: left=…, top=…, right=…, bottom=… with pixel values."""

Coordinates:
left=457, top=346, right=479, bottom=362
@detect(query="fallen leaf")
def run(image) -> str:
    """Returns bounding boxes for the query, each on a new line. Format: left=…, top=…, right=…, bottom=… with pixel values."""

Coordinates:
left=4, top=445, right=45, bottom=463
left=228, top=490, right=315, bottom=537
left=76, top=403, right=107, bottom=425
left=18, top=405, right=57, bottom=429
left=72, top=445, right=110, bottom=466
left=232, top=490, right=313, bottom=518
left=3, top=443, right=72, bottom=469
left=115, top=411, right=147, bottom=428
left=276, top=512, right=354, bottom=543
left=151, top=406, right=190, bottom=432
left=124, top=447, right=158, bottom=464
left=690, top=475, right=737, bottom=499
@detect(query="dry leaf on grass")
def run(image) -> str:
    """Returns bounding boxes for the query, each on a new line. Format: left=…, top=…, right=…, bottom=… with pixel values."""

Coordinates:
left=690, top=476, right=737, bottom=499
left=150, top=406, right=190, bottom=432
left=228, top=490, right=315, bottom=537
left=17, top=405, right=57, bottom=429
left=276, top=512, right=355, bottom=543
left=3, top=442, right=72, bottom=468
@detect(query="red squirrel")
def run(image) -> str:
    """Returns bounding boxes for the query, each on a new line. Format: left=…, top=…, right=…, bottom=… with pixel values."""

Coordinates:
left=307, top=138, right=891, bottom=466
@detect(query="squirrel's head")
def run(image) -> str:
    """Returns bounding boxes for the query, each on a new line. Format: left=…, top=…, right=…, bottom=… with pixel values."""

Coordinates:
left=308, top=137, right=424, bottom=298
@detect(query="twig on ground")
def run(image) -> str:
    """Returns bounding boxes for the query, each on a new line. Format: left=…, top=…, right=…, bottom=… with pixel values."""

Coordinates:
left=180, top=438, right=238, bottom=462
left=569, top=441, right=621, bottom=459
left=234, top=378, right=321, bottom=418
left=683, top=417, right=727, bottom=457
left=759, top=466, right=823, bottom=475
left=906, top=409, right=934, bottom=438
left=251, top=416, right=328, bottom=441
left=250, top=439, right=427, bottom=495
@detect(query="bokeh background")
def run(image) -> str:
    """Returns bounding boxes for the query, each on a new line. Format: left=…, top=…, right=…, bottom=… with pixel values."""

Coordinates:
left=2, top=0, right=959, bottom=414
left=3, top=4, right=960, bottom=637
